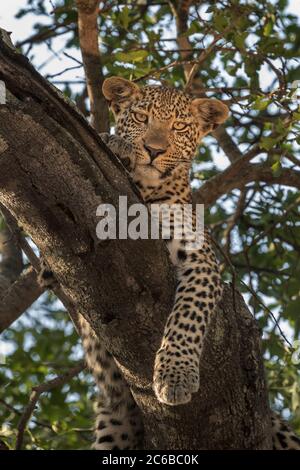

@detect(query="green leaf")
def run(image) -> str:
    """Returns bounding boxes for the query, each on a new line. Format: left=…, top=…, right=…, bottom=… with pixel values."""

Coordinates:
left=259, top=136, right=276, bottom=150
left=119, top=6, right=130, bottom=29
left=264, top=19, right=274, bottom=37
left=183, top=20, right=202, bottom=36
left=214, top=13, right=228, bottom=31
left=234, top=32, right=247, bottom=49
left=252, top=97, right=271, bottom=111
left=291, top=382, right=300, bottom=411
left=115, top=50, right=149, bottom=64
left=271, top=160, right=282, bottom=176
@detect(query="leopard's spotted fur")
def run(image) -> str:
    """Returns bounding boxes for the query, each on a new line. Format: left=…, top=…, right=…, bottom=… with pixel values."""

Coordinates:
left=100, top=78, right=227, bottom=410
left=40, top=77, right=300, bottom=450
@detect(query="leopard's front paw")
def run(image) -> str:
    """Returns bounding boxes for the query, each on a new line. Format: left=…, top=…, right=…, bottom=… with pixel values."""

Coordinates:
left=99, top=132, right=110, bottom=145
left=99, top=133, right=136, bottom=171
left=38, top=260, right=58, bottom=290
left=153, top=348, right=200, bottom=406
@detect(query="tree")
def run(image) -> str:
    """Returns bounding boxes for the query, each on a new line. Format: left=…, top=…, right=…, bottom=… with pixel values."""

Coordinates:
left=0, top=0, right=299, bottom=450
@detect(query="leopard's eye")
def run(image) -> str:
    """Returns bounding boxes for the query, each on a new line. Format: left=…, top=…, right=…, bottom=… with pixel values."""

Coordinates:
left=173, top=121, right=188, bottom=131
left=133, top=112, right=148, bottom=124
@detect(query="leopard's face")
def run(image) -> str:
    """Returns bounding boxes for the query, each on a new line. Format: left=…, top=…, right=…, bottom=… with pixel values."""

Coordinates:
left=102, top=77, right=229, bottom=177
left=113, top=87, right=202, bottom=175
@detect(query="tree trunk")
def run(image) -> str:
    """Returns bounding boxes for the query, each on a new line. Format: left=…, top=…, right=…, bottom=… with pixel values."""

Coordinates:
left=0, top=30, right=272, bottom=449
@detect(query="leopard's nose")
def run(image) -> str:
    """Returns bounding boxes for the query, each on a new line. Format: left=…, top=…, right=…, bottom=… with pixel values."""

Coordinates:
left=144, top=144, right=166, bottom=162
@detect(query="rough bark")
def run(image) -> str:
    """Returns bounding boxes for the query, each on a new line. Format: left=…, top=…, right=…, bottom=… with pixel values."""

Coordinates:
left=0, top=266, right=43, bottom=333
left=0, top=30, right=272, bottom=449
left=0, top=221, right=23, bottom=293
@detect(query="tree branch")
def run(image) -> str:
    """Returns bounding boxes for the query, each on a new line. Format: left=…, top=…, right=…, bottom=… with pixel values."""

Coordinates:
left=0, top=214, right=23, bottom=294
left=194, top=146, right=258, bottom=205
left=195, top=157, right=300, bottom=206
left=0, top=204, right=87, bottom=337
left=211, top=125, right=243, bottom=162
left=0, top=266, right=43, bottom=333
left=170, top=0, right=243, bottom=163
left=16, top=361, right=85, bottom=450
left=76, top=0, right=109, bottom=132
left=0, top=28, right=271, bottom=449
left=0, top=397, right=53, bottom=431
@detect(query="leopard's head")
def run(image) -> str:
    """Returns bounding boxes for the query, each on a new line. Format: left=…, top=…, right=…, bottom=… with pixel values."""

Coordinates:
left=102, top=77, right=229, bottom=176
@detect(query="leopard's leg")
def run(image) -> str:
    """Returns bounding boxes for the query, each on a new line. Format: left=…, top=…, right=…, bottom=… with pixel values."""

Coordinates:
left=38, top=261, right=143, bottom=449
left=38, top=259, right=58, bottom=289
left=81, top=317, right=144, bottom=450
left=79, top=316, right=143, bottom=450
left=271, top=413, right=300, bottom=450
left=153, top=229, right=222, bottom=406
left=99, top=132, right=136, bottom=172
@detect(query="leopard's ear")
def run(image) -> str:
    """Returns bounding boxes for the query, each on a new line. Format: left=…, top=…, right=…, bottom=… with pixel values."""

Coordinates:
left=191, top=98, right=229, bottom=134
left=102, top=77, right=141, bottom=115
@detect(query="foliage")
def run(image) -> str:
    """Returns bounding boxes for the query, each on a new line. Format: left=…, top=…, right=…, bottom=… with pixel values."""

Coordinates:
left=1, top=0, right=300, bottom=449
left=0, top=294, right=94, bottom=449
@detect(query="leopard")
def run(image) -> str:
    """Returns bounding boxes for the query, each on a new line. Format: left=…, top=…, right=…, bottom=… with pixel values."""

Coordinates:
left=39, top=76, right=300, bottom=451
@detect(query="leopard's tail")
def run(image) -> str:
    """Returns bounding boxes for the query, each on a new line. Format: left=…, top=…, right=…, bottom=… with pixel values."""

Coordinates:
left=271, top=413, right=300, bottom=450
left=79, top=316, right=143, bottom=450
